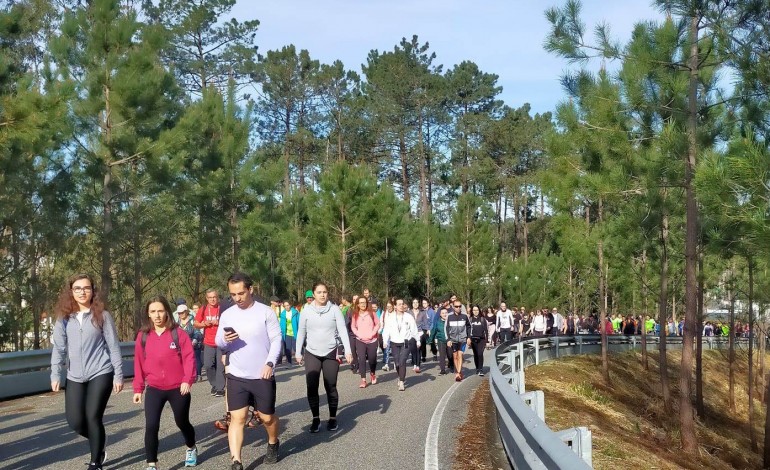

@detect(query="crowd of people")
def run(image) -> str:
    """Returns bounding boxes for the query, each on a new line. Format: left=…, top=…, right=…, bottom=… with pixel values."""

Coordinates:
left=50, top=271, right=746, bottom=469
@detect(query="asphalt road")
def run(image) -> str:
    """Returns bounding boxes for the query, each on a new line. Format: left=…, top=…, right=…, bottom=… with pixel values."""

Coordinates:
left=0, top=354, right=491, bottom=470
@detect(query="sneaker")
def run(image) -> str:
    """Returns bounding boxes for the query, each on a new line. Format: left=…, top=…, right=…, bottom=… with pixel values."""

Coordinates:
left=382, top=364, right=389, bottom=372
left=215, top=412, right=230, bottom=432
left=264, top=440, right=279, bottom=464
left=214, top=390, right=225, bottom=397
left=144, top=466, right=156, bottom=470
left=439, top=370, right=447, bottom=375
left=414, top=365, right=420, bottom=373
left=185, top=446, right=198, bottom=467
left=359, top=378, right=367, bottom=388
left=247, top=411, right=262, bottom=428
left=310, top=417, right=321, bottom=433
left=87, top=464, right=103, bottom=470
left=432, top=354, right=438, bottom=361
left=478, top=370, right=485, bottom=377
left=231, top=460, right=244, bottom=470
left=210, top=386, right=216, bottom=396
left=398, top=380, right=405, bottom=391
left=327, top=418, right=338, bottom=431
left=370, top=373, right=377, bottom=384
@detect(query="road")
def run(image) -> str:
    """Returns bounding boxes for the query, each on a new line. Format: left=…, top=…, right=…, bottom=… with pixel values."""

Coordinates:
left=0, top=355, right=489, bottom=470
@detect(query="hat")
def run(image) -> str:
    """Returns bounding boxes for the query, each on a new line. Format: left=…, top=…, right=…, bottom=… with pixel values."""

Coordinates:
left=176, top=304, right=189, bottom=313
left=270, top=295, right=280, bottom=302
left=305, top=290, right=313, bottom=298
left=175, top=298, right=187, bottom=305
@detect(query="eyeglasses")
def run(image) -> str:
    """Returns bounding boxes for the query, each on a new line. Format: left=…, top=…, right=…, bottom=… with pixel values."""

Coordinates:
left=453, top=304, right=462, bottom=309
left=72, top=286, right=93, bottom=294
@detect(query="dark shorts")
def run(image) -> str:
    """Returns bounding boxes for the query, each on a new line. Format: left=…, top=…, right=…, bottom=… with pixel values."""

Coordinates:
left=450, top=342, right=465, bottom=353
left=226, top=374, right=276, bottom=415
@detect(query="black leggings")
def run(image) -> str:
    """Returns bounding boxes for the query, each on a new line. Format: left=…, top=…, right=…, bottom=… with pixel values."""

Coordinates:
left=144, top=386, right=195, bottom=463
left=390, top=342, right=409, bottom=381
left=64, top=372, right=113, bottom=464
left=470, top=338, right=486, bottom=370
left=418, top=330, right=433, bottom=360
left=355, top=339, right=378, bottom=377
left=304, top=350, right=340, bottom=418
left=408, top=338, right=420, bottom=367
left=437, top=341, right=452, bottom=372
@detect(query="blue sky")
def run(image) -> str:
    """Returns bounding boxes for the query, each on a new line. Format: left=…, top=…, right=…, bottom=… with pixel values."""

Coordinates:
left=232, top=1, right=663, bottom=116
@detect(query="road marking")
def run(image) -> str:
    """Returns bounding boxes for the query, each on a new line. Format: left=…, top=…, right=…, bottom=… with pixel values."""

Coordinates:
left=424, top=380, right=461, bottom=470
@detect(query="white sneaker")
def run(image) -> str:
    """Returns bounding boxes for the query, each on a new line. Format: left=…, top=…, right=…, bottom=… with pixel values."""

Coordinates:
left=398, top=380, right=405, bottom=391
left=382, top=364, right=389, bottom=372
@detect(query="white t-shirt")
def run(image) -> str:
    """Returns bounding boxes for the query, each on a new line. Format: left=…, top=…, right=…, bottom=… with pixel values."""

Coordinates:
left=496, top=310, right=513, bottom=329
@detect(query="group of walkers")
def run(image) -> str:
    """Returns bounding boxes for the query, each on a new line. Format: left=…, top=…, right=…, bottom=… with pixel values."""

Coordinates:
left=50, top=272, right=538, bottom=470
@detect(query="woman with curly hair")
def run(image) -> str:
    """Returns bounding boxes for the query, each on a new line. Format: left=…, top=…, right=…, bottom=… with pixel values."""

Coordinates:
left=50, top=273, right=123, bottom=470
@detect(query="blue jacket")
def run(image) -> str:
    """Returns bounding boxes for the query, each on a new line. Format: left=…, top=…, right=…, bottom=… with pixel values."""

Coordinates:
left=279, top=307, right=300, bottom=339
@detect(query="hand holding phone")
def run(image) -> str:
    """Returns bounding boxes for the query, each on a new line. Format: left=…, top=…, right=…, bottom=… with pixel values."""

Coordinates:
left=223, top=326, right=238, bottom=342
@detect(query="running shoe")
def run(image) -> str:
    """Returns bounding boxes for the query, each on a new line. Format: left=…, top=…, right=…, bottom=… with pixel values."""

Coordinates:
left=370, top=373, right=377, bottom=384
left=210, top=386, right=216, bottom=396
left=185, top=446, right=198, bottom=467
left=231, top=460, right=244, bottom=470
left=398, top=380, right=405, bottom=391
left=264, top=440, right=280, bottom=464
left=382, top=364, right=389, bottom=372
left=413, top=365, right=421, bottom=373
left=478, top=370, right=485, bottom=377
left=215, top=412, right=230, bottom=432
left=213, top=390, right=225, bottom=397
left=310, top=417, right=321, bottom=433
left=87, top=464, right=103, bottom=470
left=246, top=410, right=262, bottom=428
left=359, top=378, right=367, bottom=388
left=438, top=370, right=447, bottom=375
left=327, top=418, right=338, bottom=431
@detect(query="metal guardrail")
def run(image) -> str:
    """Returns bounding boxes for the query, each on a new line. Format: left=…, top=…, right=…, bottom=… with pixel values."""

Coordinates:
left=0, top=342, right=136, bottom=400
left=489, top=334, right=745, bottom=469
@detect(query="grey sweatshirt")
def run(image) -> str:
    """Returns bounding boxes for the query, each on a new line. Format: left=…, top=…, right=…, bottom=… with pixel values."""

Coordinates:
left=295, top=302, right=352, bottom=357
left=50, top=310, right=123, bottom=384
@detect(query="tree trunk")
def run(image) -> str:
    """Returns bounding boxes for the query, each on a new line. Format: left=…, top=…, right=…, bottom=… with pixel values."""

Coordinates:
left=418, top=112, right=429, bottom=221
left=598, top=196, right=609, bottom=384
left=641, top=251, right=648, bottom=371
left=749, top=257, right=757, bottom=452
left=763, top=365, right=770, bottom=467
left=659, top=211, right=672, bottom=412
left=283, top=109, right=291, bottom=199
left=696, top=251, right=705, bottom=418
left=133, top=225, right=143, bottom=332
left=340, top=206, right=347, bottom=294
left=729, top=261, right=736, bottom=412
left=399, top=132, right=410, bottom=209
left=679, top=13, right=700, bottom=455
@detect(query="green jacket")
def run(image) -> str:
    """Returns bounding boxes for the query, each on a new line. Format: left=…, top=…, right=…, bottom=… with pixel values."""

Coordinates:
left=428, top=317, right=447, bottom=343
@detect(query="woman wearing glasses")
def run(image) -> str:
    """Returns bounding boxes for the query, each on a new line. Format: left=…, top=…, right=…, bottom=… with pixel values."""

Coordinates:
left=50, top=273, right=124, bottom=470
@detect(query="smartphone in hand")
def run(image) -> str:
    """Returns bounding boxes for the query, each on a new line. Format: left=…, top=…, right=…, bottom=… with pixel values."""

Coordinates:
left=223, top=326, right=236, bottom=334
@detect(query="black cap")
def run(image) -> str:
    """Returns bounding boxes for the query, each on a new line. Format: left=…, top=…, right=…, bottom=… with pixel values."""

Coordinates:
left=175, top=298, right=187, bottom=305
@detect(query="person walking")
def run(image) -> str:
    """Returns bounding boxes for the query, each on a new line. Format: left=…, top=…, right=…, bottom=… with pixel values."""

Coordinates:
left=279, top=301, right=300, bottom=366
left=428, top=308, right=451, bottom=375
left=484, top=307, right=497, bottom=348
left=468, top=305, right=488, bottom=376
left=350, top=297, right=380, bottom=388
left=216, top=272, right=283, bottom=470
left=194, top=289, right=225, bottom=397
left=496, top=303, right=514, bottom=343
left=447, top=300, right=471, bottom=382
left=177, top=304, right=203, bottom=381
left=50, top=273, right=123, bottom=470
left=410, top=298, right=427, bottom=372
left=133, top=296, right=198, bottom=469
left=295, top=282, right=353, bottom=432
left=380, top=301, right=394, bottom=372
left=381, top=298, right=420, bottom=391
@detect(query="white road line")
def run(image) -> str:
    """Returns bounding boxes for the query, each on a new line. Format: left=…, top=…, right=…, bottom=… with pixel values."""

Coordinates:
left=424, top=380, right=461, bottom=470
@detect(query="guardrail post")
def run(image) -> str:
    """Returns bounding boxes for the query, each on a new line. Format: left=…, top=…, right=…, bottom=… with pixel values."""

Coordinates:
left=534, top=339, right=540, bottom=365
left=632, top=336, right=636, bottom=349
left=521, top=390, right=545, bottom=421
left=578, top=335, right=583, bottom=354
left=556, top=427, right=593, bottom=466
left=555, top=336, right=560, bottom=358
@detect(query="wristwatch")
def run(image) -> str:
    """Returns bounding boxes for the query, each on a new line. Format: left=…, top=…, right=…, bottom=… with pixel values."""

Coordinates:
left=266, top=362, right=274, bottom=368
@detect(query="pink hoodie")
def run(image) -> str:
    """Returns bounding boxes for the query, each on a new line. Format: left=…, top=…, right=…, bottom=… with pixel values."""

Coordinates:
left=351, top=311, right=380, bottom=343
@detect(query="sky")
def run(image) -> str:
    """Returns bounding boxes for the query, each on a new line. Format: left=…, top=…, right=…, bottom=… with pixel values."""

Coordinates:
left=231, top=0, right=664, bottom=116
